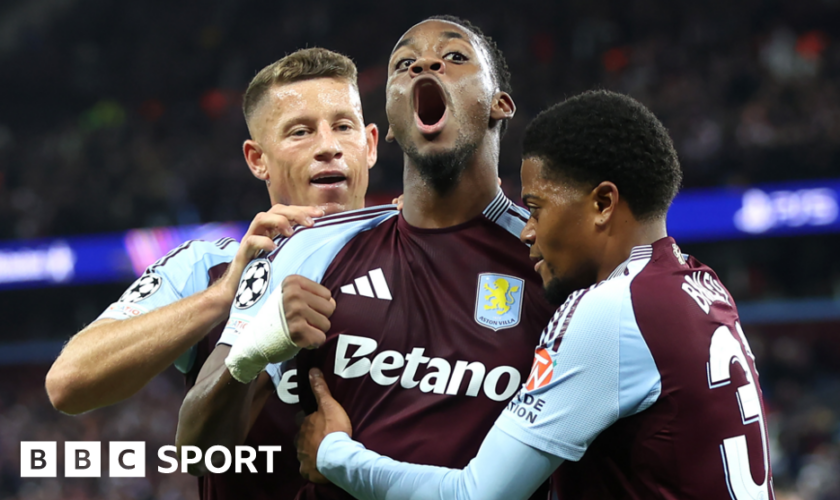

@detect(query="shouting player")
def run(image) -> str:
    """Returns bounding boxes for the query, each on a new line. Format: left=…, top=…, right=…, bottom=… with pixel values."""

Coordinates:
left=46, top=48, right=379, bottom=500
left=297, top=90, right=776, bottom=500
left=178, top=15, right=555, bottom=500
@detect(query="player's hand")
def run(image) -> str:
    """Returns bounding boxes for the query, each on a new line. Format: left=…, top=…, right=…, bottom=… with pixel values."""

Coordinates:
left=391, top=194, right=405, bottom=210
left=225, top=275, right=334, bottom=383
left=217, top=205, right=324, bottom=302
left=282, top=276, right=336, bottom=350
left=297, top=368, right=352, bottom=484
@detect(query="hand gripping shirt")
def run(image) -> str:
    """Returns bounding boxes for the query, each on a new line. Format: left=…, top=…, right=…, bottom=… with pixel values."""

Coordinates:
left=313, top=237, right=774, bottom=500
left=224, top=193, right=556, bottom=500
left=499, top=237, right=773, bottom=500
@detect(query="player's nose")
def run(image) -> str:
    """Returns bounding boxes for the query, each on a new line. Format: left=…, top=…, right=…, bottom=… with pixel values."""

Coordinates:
left=314, top=123, right=343, bottom=162
left=520, top=220, right=536, bottom=247
left=409, top=56, right=445, bottom=77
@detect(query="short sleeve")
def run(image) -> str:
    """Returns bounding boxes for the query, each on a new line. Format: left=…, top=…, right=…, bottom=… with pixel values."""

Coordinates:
left=495, top=280, right=662, bottom=461
left=94, top=238, right=238, bottom=373
left=96, top=239, right=237, bottom=321
left=219, top=207, right=399, bottom=347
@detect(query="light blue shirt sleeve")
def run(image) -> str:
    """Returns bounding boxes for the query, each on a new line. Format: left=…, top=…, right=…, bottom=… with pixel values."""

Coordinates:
left=317, top=426, right=563, bottom=500
left=495, top=276, right=662, bottom=461
left=219, top=207, right=398, bottom=347
left=94, top=238, right=239, bottom=374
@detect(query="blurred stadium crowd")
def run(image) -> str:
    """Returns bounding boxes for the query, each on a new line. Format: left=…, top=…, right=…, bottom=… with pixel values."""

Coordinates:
left=0, top=367, right=196, bottom=500
left=0, top=0, right=838, bottom=498
left=1, top=0, right=838, bottom=240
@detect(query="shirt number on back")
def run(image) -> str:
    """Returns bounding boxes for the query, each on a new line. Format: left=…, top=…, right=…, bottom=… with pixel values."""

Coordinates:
left=707, top=321, right=772, bottom=500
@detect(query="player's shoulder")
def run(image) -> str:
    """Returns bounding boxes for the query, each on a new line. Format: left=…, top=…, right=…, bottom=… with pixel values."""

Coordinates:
left=148, top=237, right=238, bottom=274
left=628, top=238, right=733, bottom=314
left=540, top=246, right=654, bottom=347
left=579, top=244, right=656, bottom=312
left=266, top=205, right=398, bottom=262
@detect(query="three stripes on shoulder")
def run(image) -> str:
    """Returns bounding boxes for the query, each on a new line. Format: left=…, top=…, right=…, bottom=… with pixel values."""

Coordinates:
left=340, top=268, right=392, bottom=301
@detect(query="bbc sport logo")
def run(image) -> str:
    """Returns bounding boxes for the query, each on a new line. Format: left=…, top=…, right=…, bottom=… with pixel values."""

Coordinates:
left=20, top=441, right=283, bottom=477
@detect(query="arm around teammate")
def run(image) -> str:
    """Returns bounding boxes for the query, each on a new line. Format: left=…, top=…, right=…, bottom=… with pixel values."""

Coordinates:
left=45, top=204, right=321, bottom=415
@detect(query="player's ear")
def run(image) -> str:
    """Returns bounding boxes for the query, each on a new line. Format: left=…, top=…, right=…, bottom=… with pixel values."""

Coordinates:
left=592, top=181, right=619, bottom=228
left=365, top=123, right=379, bottom=169
left=490, top=91, right=515, bottom=121
left=243, top=139, right=269, bottom=181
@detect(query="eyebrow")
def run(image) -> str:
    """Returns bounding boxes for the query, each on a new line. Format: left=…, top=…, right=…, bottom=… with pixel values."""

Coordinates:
left=442, top=31, right=465, bottom=41
left=392, top=37, right=414, bottom=53
left=392, top=31, right=467, bottom=54
left=522, top=194, right=537, bottom=204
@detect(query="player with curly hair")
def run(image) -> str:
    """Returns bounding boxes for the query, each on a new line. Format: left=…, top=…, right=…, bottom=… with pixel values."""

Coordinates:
left=298, top=90, right=775, bottom=500
left=179, top=16, right=556, bottom=500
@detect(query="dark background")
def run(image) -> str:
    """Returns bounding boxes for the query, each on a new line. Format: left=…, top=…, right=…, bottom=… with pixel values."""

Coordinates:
left=0, top=0, right=838, bottom=498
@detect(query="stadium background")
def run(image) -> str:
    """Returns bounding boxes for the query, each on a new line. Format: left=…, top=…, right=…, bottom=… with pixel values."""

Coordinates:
left=1, top=0, right=839, bottom=498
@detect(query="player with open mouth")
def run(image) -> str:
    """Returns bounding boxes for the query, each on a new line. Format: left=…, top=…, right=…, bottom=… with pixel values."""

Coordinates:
left=180, top=15, right=555, bottom=500
left=413, top=77, right=449, bottom=138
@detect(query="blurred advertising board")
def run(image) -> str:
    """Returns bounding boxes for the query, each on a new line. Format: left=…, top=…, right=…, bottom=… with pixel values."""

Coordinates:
left=0, top=179, right=837, bottom=290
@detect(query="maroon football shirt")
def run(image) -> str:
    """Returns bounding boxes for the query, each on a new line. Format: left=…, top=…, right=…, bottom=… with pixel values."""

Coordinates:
left=187, top=263, right=305, bottom=500
left=294, top=193, right=555, bottom=500
left=523, top=238, right=775, bottom=499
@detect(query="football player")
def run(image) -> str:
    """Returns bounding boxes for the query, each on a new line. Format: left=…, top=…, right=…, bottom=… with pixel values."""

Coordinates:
left=178, top=16, right=555, bottom=500
left=46, top=47, right=379, bottom=500
left=298, top=90, right=775, bottom=500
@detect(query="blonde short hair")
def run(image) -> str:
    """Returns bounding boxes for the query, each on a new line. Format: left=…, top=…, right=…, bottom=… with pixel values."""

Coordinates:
left=243, top=48, right=358, bottom=129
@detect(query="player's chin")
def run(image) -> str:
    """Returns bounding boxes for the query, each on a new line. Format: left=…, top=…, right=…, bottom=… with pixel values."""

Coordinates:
left=537, top=269, right=550, bottom=289
left=543, top=277, right=572, bottom=306
left=410, top=121, right=458, bottom=146
left=306, top=193, right=348, bottom=216
left=308, top=182, right=350, bottom=205
left=411, top=139, right=462, bottom=163
left=318, top=202, right=347, bottom=216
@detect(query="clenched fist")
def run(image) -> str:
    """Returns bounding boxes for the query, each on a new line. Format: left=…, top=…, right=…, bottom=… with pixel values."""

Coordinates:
left=282, top=275, right=336, bottom=350
left=225, top=275, right=336, bottom=383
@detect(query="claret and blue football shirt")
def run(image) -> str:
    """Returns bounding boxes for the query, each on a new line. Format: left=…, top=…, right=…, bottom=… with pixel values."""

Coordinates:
left=312, top=237, right=774, bottom=500
left=224, top=191, right=556, bottom=500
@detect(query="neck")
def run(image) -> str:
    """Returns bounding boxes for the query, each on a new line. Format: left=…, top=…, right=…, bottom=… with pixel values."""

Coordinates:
left=401, top=137, right=500, bottom=229
left=596, top=218, right=668, bottom=282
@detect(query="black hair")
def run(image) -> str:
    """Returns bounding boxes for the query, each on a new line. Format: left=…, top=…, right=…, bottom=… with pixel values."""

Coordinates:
left=426, top=15, right=512, bottom=136
left=523, top=90, right=682, bottom=221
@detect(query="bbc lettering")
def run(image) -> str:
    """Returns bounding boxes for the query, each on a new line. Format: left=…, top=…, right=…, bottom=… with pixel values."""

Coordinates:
left=20, top=442, right=282, bottom=477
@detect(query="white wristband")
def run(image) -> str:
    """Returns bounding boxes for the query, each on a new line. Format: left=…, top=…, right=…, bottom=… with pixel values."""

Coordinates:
left=225, top=286, right=300, bottom=383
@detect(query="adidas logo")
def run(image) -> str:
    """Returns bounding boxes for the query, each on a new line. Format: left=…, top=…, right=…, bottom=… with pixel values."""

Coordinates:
left=340, top=268, right=392, bottom=300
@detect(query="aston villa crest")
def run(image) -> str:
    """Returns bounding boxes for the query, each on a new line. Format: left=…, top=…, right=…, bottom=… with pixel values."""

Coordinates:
left=474, top=273, right=525, bottom=331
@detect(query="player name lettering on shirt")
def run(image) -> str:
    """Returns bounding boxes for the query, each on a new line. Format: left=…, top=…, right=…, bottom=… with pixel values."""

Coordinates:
left=681, top=271, right=730, bottom=314
left=334, top=334, right=521, bottom=402
left=505, top=391, right=547, bottom=424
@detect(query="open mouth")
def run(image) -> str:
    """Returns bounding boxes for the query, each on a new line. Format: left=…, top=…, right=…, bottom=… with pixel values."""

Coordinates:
left=310, top=172, right=348, bottom=186
left=414, top=79, right=447, bottom=135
